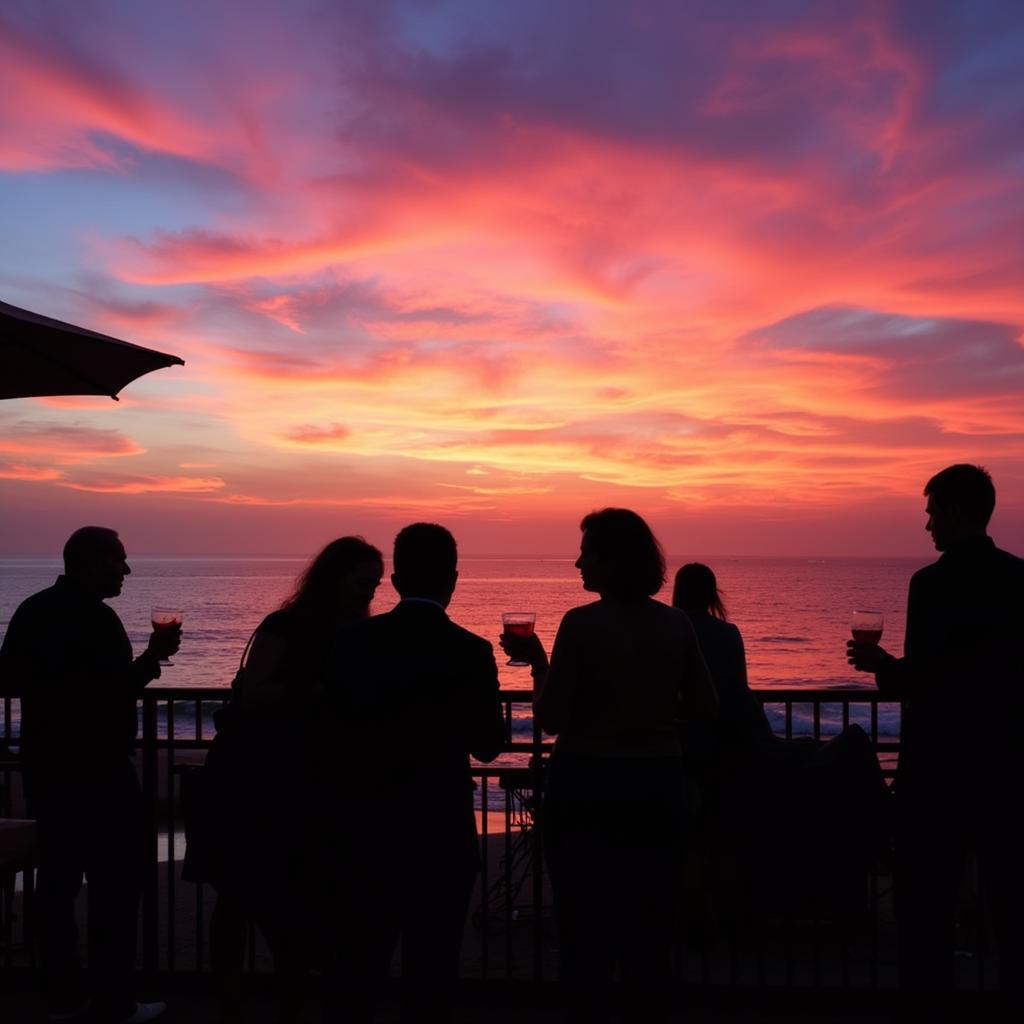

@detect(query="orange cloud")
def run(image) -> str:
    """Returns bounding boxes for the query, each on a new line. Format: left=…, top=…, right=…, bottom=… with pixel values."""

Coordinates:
left=0, top=462, right=61, bottom=481
left=60, top=474, right=226, bottom=495
left=0, top=423, right=145, bottom=463
left=281, top=423, right=350, bottom=445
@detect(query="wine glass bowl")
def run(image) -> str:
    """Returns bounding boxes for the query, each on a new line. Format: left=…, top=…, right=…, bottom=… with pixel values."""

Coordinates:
left=851, top=609, right=884, bottom=645
left=501, top=612, right=536, bottom=667
left=151, top=607, right=183, bottom=666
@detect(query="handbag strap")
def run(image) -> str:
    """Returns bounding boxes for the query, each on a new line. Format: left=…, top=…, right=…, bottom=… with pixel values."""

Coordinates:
left=226, top=627, right=261, bottom=701
left=237, top=626, right=259, bottom=671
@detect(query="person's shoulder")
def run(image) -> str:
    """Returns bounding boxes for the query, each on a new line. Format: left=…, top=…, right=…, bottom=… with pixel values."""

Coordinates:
left=10, top=582, right=63, bottom=618
left=910, top=560, right=940, bottom=585
left=657, top=599, right=689, bottom=620
left=704, top=614, right=742, bottom=642
left=648, top=599, right=694, bottom=627
left=660, top=601, right=702, bottom=639
left=992, top=545, right=1024, bottom=571
left=559, top=600, right=602, bottom=625
left=444, top=617, right=494, bottom=654
left=338, top=608, right=396, bottom=642
left=990, top=546, right=1024, bottom=592
left=724, top=619, right=743, bottom=641
left=257, top=609, right=293, bottom=636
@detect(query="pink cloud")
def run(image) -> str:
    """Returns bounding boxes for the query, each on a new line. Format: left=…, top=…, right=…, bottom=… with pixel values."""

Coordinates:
left=0, top=15, right=214, bottom=173
left=31, top=395, right=144, bottom=410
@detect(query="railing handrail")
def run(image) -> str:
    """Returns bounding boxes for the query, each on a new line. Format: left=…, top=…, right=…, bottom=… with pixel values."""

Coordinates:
left=137, top=684, right=894, bottom=702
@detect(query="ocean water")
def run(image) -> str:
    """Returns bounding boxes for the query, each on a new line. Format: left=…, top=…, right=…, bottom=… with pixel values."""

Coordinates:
left=1, top=555, right=918, bottom=746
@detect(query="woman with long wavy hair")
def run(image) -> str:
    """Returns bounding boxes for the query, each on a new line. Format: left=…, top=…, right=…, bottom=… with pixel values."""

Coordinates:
left=188, top=536, right=384, bottom=1024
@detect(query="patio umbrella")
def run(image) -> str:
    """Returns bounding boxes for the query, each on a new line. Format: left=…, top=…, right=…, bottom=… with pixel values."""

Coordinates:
left=0, top=299, right=184, bottom=401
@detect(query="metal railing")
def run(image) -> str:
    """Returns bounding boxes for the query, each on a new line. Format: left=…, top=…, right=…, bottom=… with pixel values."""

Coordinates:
left=0, top=687, right=998, bottom=992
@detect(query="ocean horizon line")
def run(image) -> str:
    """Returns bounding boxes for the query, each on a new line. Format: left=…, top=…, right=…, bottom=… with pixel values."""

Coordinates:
left=0, top=551, right=928, bottom=563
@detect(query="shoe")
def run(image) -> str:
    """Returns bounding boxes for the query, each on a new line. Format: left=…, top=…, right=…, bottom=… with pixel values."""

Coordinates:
left=116, top=1003, right=167, bottom=1024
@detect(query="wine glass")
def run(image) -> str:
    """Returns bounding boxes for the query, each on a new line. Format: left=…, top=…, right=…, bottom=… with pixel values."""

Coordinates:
left=851, top=609, right=884, bottom=646
left=501, top=612, right=536, bottom=667
left=151, top=607, right=183, bottom=666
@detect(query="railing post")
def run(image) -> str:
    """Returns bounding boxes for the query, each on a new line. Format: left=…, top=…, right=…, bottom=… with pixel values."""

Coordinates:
left=140, top=693, right=159, bottom=976
left=531, top=694, right=544, bottom=982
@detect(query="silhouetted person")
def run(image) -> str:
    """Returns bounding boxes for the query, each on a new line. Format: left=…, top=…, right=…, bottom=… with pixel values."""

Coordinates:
left=323, top=523, right=505, bottom=1023
left=503, top=510, right=717, bottom=1024
left=674, top=563, right=889, bottom=928
left=0, top=527, right=179, bottom=1024
left=672, top=563, right=773, bottom=753
left=848, top=464, right=1024, bottom=1013
left=184, top=536, right=383, bottom=1024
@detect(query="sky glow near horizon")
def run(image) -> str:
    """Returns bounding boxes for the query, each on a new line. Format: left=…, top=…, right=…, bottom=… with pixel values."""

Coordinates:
left=1, top=0, right=1023, bottom=557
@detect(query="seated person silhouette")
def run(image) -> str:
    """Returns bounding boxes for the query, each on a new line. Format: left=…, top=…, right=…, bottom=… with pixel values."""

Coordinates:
left=673, top=562, right=890, bottom=928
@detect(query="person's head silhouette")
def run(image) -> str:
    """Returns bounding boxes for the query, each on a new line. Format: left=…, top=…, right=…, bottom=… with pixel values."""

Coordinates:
left=576, top=508, right=665, bottom=602
left=63, top=526, right=129, bottom=599
left=923, top=464, right=994, bottom=551
left=392, top=522, right=458, bottom=607
left=281, top=535, right=384, bottom=621
left=672, top=562, right=727, bottom=619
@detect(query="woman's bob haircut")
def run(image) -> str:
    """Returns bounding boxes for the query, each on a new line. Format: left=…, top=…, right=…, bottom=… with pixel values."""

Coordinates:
left=579, top=507, right=666, bottom=600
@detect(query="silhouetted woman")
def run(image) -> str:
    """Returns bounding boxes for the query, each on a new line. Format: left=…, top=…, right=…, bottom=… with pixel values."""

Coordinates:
left=503, top=509, right=716, bottom=1024
left=186, top=536, right=383, bottom=1024
left=671, top=562, right=890, bottom=928
left=672, top=563, right=774, bottom=753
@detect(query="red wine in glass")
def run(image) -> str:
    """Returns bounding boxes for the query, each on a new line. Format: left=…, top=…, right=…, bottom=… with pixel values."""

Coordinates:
left=502, top=612, right=536, bottom=666
left=851, top=610, right=883, bottom=646
left=151, top=607, right=183, bottom=666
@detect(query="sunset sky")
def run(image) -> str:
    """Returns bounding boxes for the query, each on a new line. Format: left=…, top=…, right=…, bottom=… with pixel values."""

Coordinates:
left=2, top=0, right=1022, bottom=557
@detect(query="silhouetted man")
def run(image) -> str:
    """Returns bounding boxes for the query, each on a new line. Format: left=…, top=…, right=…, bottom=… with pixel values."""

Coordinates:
left=848, top=465, right=1024, bottom=1013
left=0, top=527, right=180, bottom=1024
left=323, top=523, right=505, bottom=1023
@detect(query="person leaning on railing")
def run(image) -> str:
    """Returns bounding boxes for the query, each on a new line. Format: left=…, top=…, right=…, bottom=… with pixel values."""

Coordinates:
left=320, top=522, right=506, bottom=1024
left=182, top=536, right=384, bottom=1024
left=673, top=562, right=891, bottom=929
left=501, top=508, right=717, bottom=1024
left=0, top=526, right=179, bottom=1024
left=848, top=464, right=1024, bottom=1014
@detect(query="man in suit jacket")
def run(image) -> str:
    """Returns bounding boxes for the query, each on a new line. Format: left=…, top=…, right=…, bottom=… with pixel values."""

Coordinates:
left=0, top=527, right=179, bottom=1024
left=324, top=522, right=505, bottom=1023
left=848, top=465, right=1024, bottom=1014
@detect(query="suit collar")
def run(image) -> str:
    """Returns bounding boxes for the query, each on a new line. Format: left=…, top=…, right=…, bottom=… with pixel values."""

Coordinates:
left=394, top=597, right=448, bottom=616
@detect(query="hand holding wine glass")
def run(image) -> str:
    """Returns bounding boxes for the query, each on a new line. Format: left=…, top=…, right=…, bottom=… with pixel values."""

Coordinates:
left=847, top=609, right=889, bottom=672
left=150, top=607, right=183, bottom=666
left=851, top=609, right=884, bottom=645
left=500, top=612, right=545, bottom=670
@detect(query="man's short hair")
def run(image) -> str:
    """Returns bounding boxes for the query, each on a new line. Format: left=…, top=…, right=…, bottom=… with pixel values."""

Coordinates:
left=393, top=522, right=457, bottom=594
left=924, top=464, right=996, bottom=528
left=63, top=526, right=121, bottom=573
